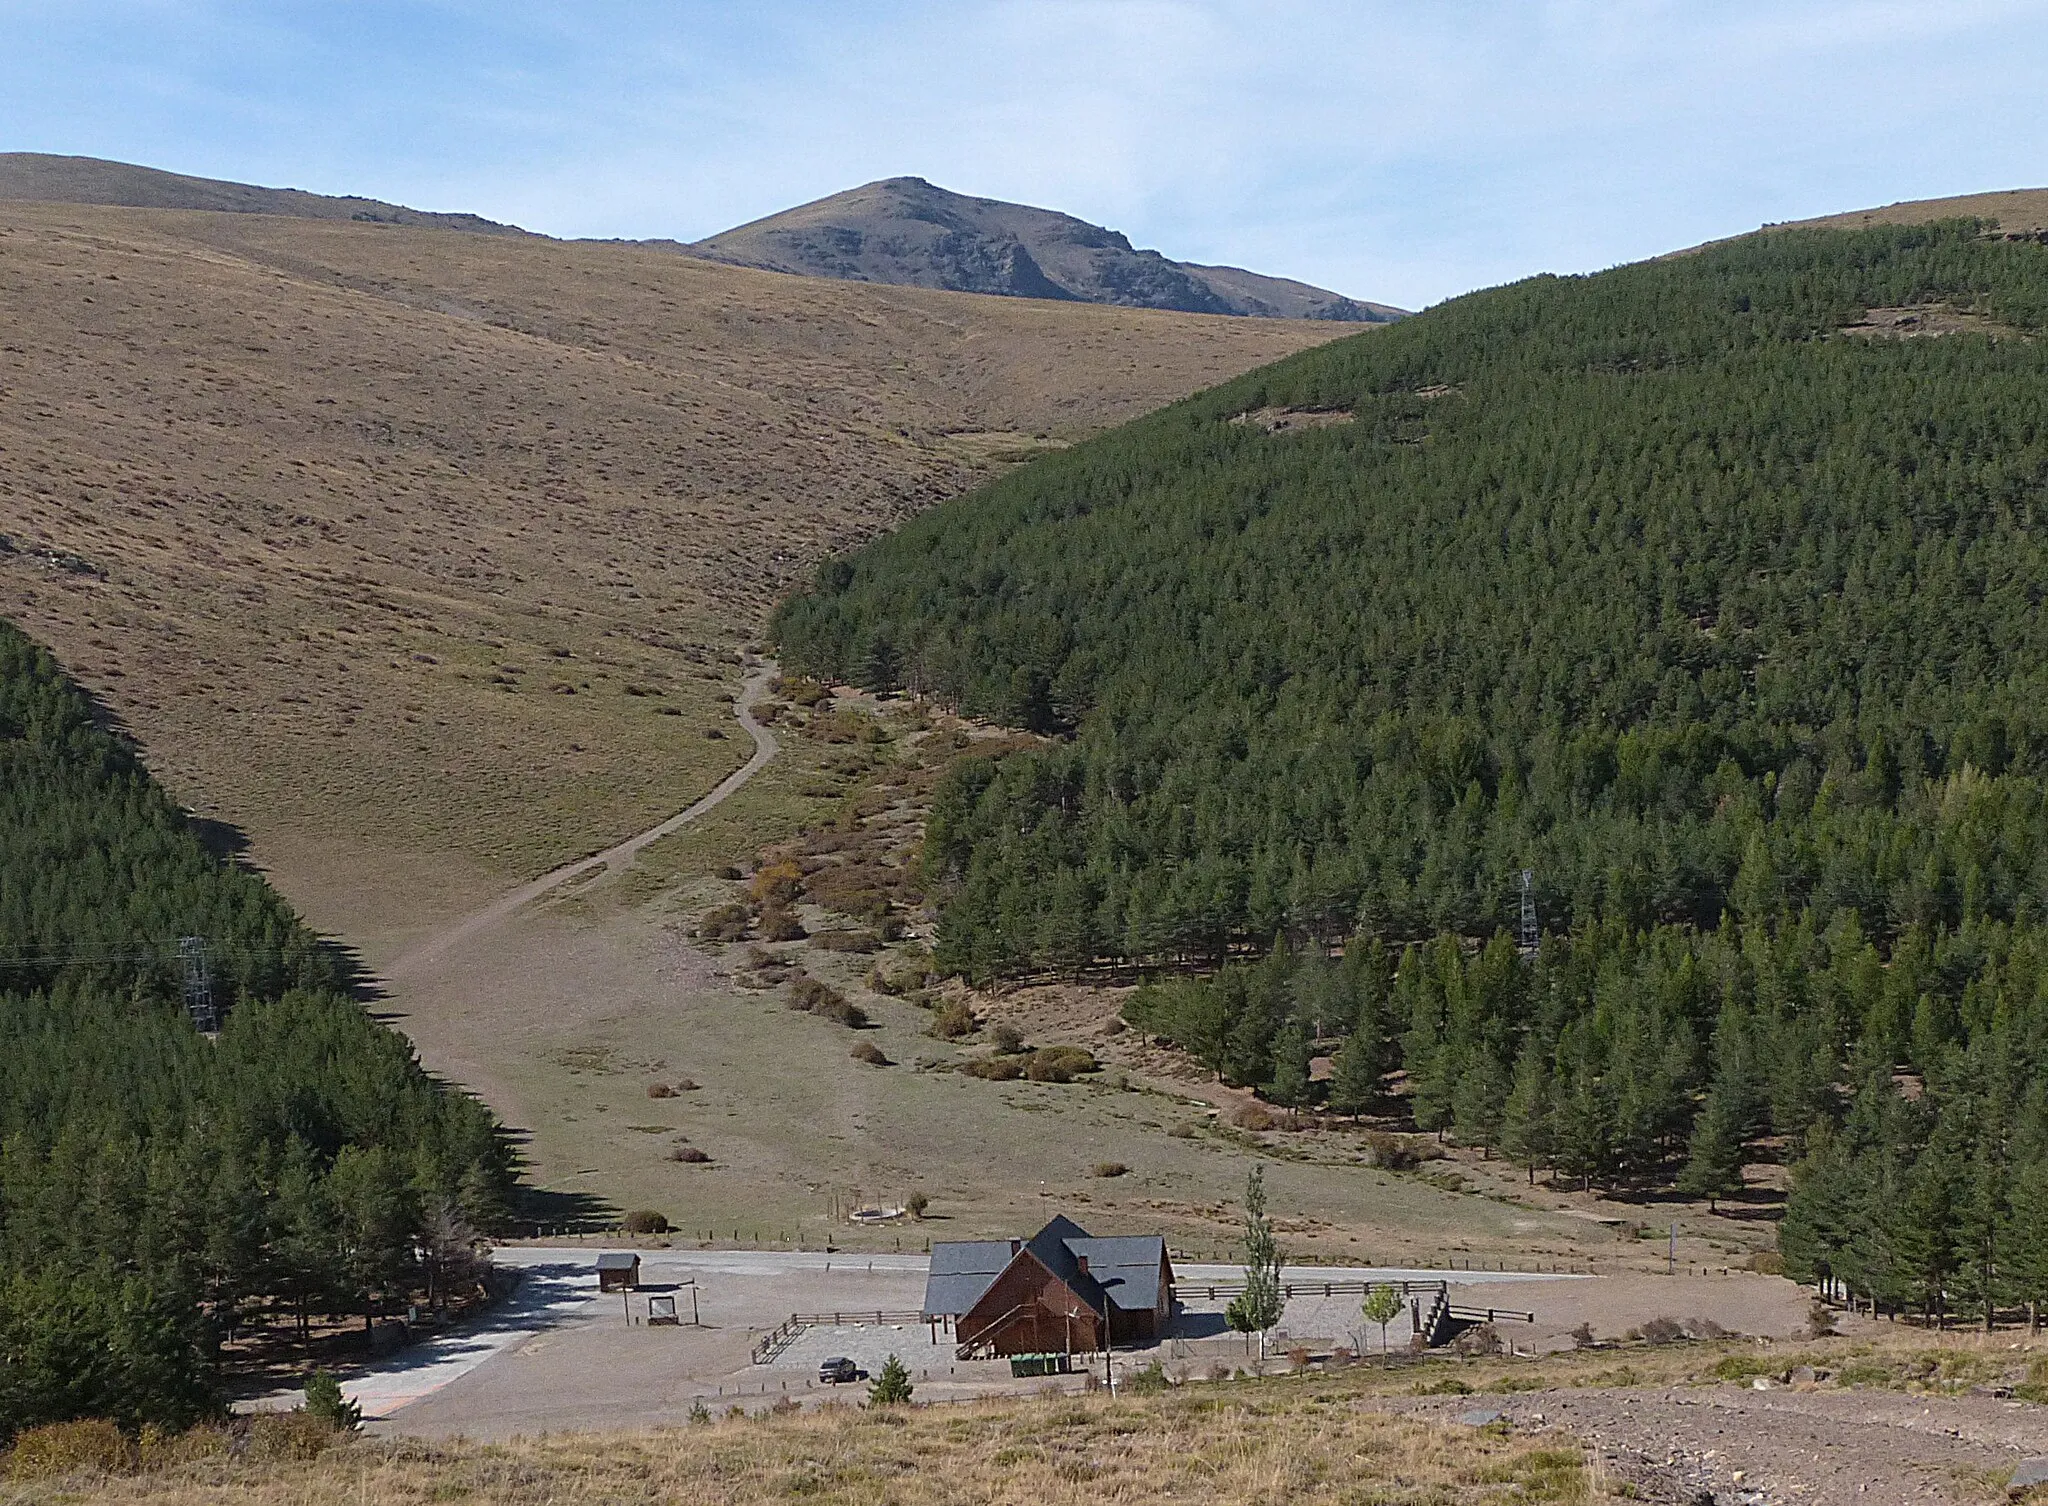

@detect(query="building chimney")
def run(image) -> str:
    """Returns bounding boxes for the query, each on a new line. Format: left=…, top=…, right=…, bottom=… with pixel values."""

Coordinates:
left=1010, top=1238, right=1021, bottom=1256
left=1076, top=1255, right=1090, bottom=1275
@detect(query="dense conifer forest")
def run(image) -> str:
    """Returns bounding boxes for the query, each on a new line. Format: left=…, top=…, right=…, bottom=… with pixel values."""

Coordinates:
left=0, top=620, right=514, bottom=1439
left=776, top=221, right=2048, bottom=1324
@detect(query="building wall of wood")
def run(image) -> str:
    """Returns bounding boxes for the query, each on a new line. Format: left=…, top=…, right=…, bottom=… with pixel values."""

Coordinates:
left=959, top=1256, right=1102, bottom=1357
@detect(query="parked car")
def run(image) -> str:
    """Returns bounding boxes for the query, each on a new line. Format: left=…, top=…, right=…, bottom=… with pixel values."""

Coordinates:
left=818, top=1356, right=864, bottom=1384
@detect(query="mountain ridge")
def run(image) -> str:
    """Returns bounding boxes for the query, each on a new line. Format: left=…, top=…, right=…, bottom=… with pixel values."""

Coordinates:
left=0, top=151, right=529, bottom=235
left=682, top=176, right=1404, bottom=322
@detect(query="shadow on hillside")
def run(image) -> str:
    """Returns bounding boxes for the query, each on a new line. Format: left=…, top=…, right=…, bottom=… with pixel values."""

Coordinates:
left=515, top=1181, right=618, bottom=1237
left=188, top=813, right=252, bottom=864
left=318, top=934, right=391, bottom=1009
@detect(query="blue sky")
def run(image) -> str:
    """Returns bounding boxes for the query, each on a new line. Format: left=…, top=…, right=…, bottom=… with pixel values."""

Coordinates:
left=3, top=1, right=2046, bottom=309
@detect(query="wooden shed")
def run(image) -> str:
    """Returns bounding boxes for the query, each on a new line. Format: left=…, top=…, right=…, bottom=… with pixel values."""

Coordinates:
left=596, top=1251, right=641, bottom=1292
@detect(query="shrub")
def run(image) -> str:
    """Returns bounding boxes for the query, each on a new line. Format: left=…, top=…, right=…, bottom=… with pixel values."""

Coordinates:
left=668, top=1145, right=711, bottom=1164
left=245, top=1411, right=342, bottom=1462
left=750, top=859, right=806, bottom=906
left=1101, top=1016, right=1126, bottom=1036
left=1360, top=1130, right=1434, bottom=1170
left=1092, top=1161, right=1129, bottom=1178
left=1229, top=1102, right=1278, bottom=1132
left=758, top=905, right=807, bottom=941
left=4, top=1419, right=132, bottom=1478
left=1027, top=1045, right=1098, bottom=1082
left=1567, top=1322, right=1596, bottom=1350
left=962, top=1056, right=1025, bottom=1081
left=302, top=1370, right=360, bottom=1433
left=1414, top=1378, right=1473, bottom=1396
left=1167, top=1120, right=1200, bottom=1138
left=1452, top=1323, right=1503, bottom=1357
left=813, top=928, right=880, bottom=953
left=905, top=1191, right=929, bottom=1219
left=776, top=676, right=829, bottom=707
left=819, top=997, right=870, bottom=1029
left=928, top=1000, right=977, bottom=1038
left=134, top=1424, right=231, bottom=1470
left=1124, top=1360, right=1169, bottom=1395
left=872, top=955, right=936, bottom=996
left=622, top=1209, right=670, bottom=1234
left=646, top=1081, right=677, bottom=1099
left=991, top=1023, right=1026, bottom=1055
left=1629, top=1316, right=1686, bottom=1345
left=696, top=903, right=752, bottom=941
left=851, top=1042, right=892, bottom=1066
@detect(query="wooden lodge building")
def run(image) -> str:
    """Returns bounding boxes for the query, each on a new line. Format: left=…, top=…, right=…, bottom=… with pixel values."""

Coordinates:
left=921, top=1215, right=1175, bottom=1358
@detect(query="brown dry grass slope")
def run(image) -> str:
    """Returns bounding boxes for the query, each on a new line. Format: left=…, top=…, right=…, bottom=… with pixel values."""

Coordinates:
left=0, top=1386, right=1597, bottom=1506
left=0, top=202, right=1345, bottom=943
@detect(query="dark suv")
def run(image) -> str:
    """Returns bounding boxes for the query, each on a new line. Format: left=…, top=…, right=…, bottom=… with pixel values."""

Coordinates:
left=818, top=1356, right=863, bottom=1384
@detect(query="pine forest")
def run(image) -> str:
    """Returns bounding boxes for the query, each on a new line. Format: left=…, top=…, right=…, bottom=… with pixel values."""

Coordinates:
left=774, top=221, right=2048, bottom=1325
left=0, top=619, right=515, bottom=1439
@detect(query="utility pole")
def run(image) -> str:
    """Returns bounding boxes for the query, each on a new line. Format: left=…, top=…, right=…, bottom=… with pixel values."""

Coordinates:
left=1516, top=871, right=1539, bottom=957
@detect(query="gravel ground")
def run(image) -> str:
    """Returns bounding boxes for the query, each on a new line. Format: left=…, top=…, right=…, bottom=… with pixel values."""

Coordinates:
left=1404, top=1383, right=2048, bottom=1504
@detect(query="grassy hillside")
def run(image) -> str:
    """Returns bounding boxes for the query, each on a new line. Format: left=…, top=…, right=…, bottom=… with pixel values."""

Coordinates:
left=0, top=619, right=511, bottom=1440
left=0, top=200, right=1343, bottom=935
left=775, top=221, right=2048, bottom=1314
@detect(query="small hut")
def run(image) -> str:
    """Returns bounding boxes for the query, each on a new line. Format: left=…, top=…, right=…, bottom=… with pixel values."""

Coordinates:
left=596, top=1251, right=641, bottom=1292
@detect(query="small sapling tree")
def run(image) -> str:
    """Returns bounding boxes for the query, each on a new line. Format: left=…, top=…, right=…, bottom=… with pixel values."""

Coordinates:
left=1361, top=1282, right=1403, bottom=1355
left=868, top=1353, right=914, bottom=1406
left=303, top=1370, right=361, bottom=1433
left=1224, top=1165, right=1284, bottom=1362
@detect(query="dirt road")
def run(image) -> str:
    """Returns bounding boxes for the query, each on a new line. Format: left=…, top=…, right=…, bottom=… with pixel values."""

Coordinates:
left=385, top=658, right=780, bottom=982
left=1408, top=1382, right=2048, bottom=1504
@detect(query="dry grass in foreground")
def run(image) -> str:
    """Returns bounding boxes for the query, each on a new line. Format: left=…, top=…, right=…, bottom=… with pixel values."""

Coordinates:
left=1, top=1389, right=1595, bottom=1506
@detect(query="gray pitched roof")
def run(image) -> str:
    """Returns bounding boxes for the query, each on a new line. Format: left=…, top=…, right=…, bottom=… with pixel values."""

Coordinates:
left=922, top=1218, right=1173, bottom=1318
left=1068, top=1235, right=1170, bottom=1311
left=921, top=1238, right=1015, bottom=1316
left=595, top=1252, right=640, bottom=1270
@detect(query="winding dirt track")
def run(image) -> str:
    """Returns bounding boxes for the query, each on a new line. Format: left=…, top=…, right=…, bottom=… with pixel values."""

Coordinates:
left=385, top=659, right=780, bottom=983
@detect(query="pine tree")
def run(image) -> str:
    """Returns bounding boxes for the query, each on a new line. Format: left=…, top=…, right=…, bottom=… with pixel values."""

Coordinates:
left=1450, top=1047, right=1510, bottom=1155
left=1326, top=1027, right=1384, bottom=1120
left=1894, top=1133, right=1964, bottom=1327
left=2000, top=1153, right=2048, bottom=1331
left=1267, top=1022, right=1314, bottom=1112
left=1677, top=1083, right=1747, bottom=1212
left=867, top=1353, right=914, bottom=1406
left=1499, top=1040, right=1556, bottom=1184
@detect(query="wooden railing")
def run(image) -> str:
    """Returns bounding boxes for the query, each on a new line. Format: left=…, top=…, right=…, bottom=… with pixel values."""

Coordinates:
left=750, top=1310, right=933, bottom=1365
